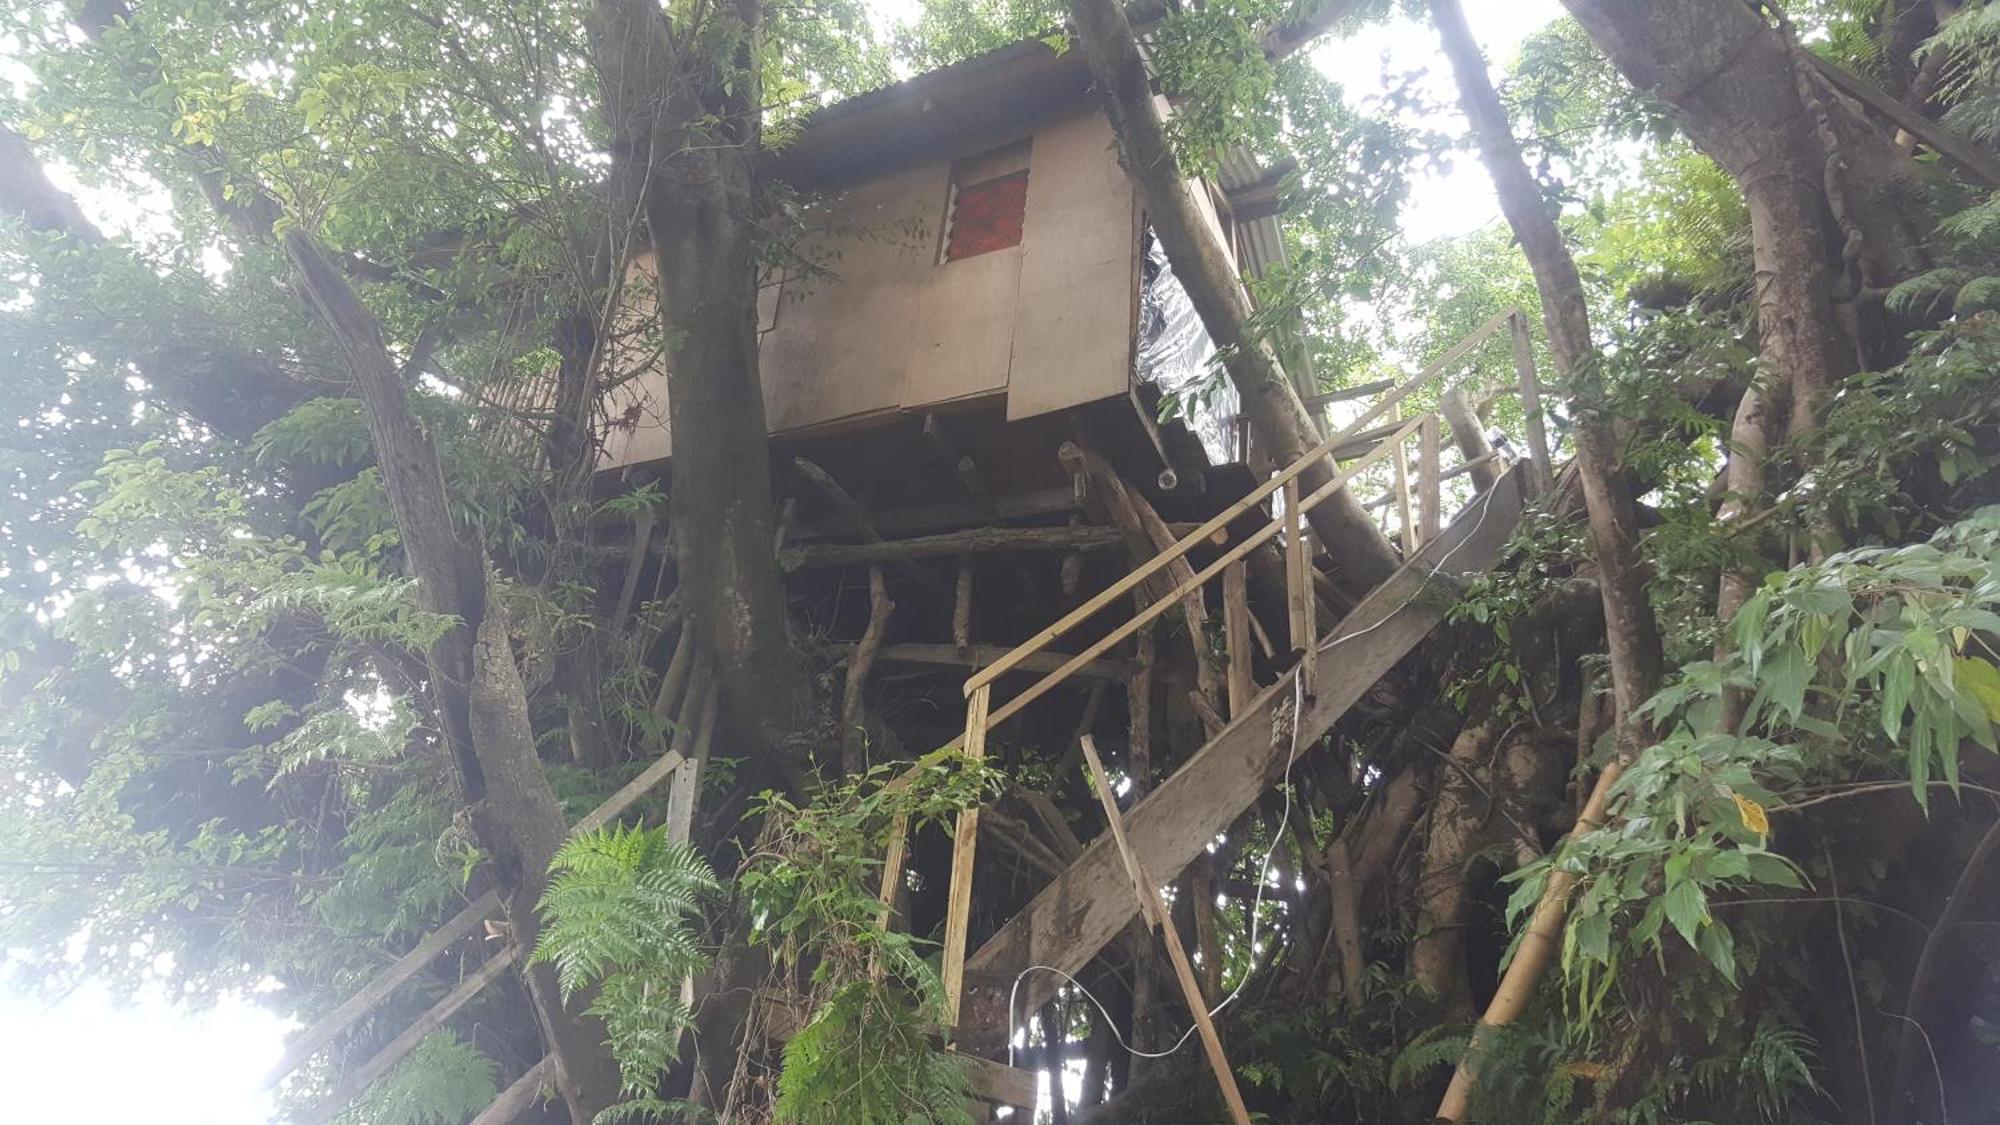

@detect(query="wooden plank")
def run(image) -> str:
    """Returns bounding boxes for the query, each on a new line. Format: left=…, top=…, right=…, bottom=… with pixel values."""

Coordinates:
left=940, top=683, right=992, bottom=1027
left=1807, top=53, right=2000, bottom=190
left=789, top=524, right=1127, bottom=568
left=270, top=657, right=711, bottom=1090
left=260, top=890, right=502, bottom=1090
left=1508, top=312, right=1554, bottom=495
left=469, top=1054, right=554, bottom=1125
left=1419, top=415, right=1442, bottom=544
left=1283, top=478, right=1309, bottom=652
left=964, top=310, right=1516, bottom=695
left=1302, top=377, right=1395, bottom=408
left=665, top=677, right=719, bottom=846
left=955, top=463, right=1529, bottom=1052
left=960, top=1052, right=1040, bottom=1109
left=1222, top=561, right=1253, bottom=717
left=1391, top=406, right=1416, bottom=555
left=953, top=557, right=974, bottom=656
left=837, top=641, right=1129, bottom=681
left=1442, top=450, right=1502, bottom=483
left=1078, top=735, right=1252, bottom=1125
left=979, top=411, right=1428, bottom=729
left=573, top=746, right=687, bottom=839
left=296, top=946, right=523, bottom=1125
left=875, top=810, right=911, bottom=932
left=802, top=486, right=1079, bottom=540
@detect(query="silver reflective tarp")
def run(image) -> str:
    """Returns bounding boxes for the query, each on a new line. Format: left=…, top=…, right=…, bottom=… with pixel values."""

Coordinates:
left=1135, top=232, right=1239, bottom=465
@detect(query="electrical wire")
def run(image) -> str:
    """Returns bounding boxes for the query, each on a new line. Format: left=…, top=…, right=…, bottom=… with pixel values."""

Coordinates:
left=1004, top=480, right=1505, bottom=1068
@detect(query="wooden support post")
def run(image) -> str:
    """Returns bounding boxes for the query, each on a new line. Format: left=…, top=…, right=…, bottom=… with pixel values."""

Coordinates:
left=1077, top=735, right=1252, bottom=1125
left=941, top=683, right=992, bottom=1028
left=842, top=566, right=896, bottom=776
left=924, top=413, right=997, bottom=518
left=649, top=626, right=697, bottom=754
left=1128, top=622, right=1156, bottom=797
left=1508, top=312, right=1554, bottom=495
left=1419, top=414, right=1442, bottom=545
left=953, top=557, right=973, bottom=658
left=1222, top=561, right=1253, bottom=718
left=1058, top=439, right=1221, bottom=714
left=1281, top=478, right=1317, bottom=692
left=876, top=811, right=910, bottom=931
left=1391, top=406, right=1416, bottom=555
left=1282, top=478, right=1307, bottom=653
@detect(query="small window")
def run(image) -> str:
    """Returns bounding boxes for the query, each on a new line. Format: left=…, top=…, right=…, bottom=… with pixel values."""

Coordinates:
left=941, top=140, right=1031, bottom=262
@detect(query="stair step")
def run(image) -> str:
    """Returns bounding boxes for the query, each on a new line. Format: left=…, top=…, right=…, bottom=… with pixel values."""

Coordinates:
left=952, top=462, right=1531, bottom=1053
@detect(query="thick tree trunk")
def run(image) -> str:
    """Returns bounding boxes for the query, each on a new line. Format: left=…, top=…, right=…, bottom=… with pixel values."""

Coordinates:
left=285, top=233, right=625, bottom=1118
left=1065, top=0, right=1400, bottom=597
left=1410, top=717, right=1498, bottom=1009
left=588, top=0, right=812, bottom=768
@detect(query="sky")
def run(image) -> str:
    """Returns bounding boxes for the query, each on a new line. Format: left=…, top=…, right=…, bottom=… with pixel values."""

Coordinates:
left=0, top=2, right=1562, bottom=1121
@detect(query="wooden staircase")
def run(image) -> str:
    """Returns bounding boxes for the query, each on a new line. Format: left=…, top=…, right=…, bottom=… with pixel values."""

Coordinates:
left=896, top=308, right=1555, bottom=1112
left=267, top=307, right=1553, bottom=1122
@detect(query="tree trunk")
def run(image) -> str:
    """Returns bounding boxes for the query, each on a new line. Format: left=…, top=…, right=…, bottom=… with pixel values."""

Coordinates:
left=587, top=0, right=812, bottom=769
left=1428, top=4, right=1669, bottom=1114
left=285, top=233, right=625, bottom=1118
left=1430, top=0, right=1662, bottom=735
left=1064, top=0, right=1400, bottom=597
left=1556, top=0, right=1933, bottom=727
left=1409, top=717, right=1497, bottom=1010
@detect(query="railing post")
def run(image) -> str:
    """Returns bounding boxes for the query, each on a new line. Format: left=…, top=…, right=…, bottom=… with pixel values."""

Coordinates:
left=1509, top=311, right=1555, bottom=495
left=1391, top=405, right=1416, bottom=555
left=941, top=683, right=992, bottom=1029
left=1283, top=478, right=1317, bottom=694
left=1419, top=414, right=1442, bottom=545
left=1222, top=560, right=1254, bottom=718
left=1078, top=735, right=1253, bottom=1125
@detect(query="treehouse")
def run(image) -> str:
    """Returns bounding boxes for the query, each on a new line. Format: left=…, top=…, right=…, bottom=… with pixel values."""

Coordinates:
left=274, top=36, right=1559, bottom=1125
left=594, top=38, right=1292, bottom=506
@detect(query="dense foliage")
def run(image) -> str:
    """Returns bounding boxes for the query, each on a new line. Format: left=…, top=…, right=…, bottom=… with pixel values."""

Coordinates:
left=5, top=0, right=2000, bottom=1122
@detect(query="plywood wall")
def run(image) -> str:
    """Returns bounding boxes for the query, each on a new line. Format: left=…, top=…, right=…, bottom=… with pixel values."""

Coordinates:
left=598, top=105, right=1141, bottom=472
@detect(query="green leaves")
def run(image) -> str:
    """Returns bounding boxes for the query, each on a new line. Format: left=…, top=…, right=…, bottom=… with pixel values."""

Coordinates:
left=532, top=823, right=717, bottom=1106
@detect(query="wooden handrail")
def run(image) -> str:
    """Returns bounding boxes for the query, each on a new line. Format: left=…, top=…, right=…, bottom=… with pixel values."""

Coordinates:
left=267, top=651, right=716, bottom=1097
left=983, top=410, right=1427, bottom=728
left=964, top=307, right=1519, bottom=696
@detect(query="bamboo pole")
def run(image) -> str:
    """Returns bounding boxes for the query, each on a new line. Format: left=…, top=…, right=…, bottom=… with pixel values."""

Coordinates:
left=1078, top=735, right=1252, bottom=1125
left=1436, top=755, right=1626, bottom=1119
